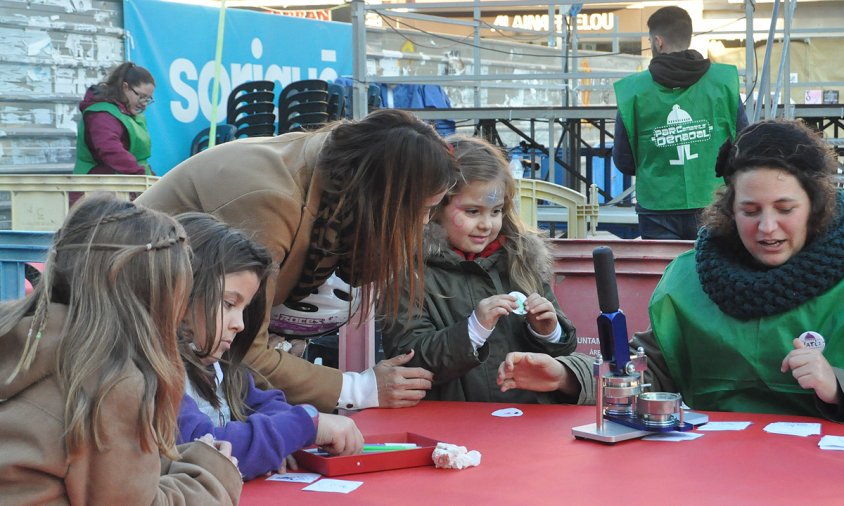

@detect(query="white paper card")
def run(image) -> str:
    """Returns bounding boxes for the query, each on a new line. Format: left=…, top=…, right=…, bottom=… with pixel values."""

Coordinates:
left=818, top=435, right=844, bottom=450
left=642, top=431, right=704, bottom=442
left=266, top=472, right=321, bottom=483
left=696, top=421, right=752, bottom=431
left=302, top=479, right=363, bottom=494
left=763, top=422, right=821, bottom=437
left=491, top=407, right=523, bottom=417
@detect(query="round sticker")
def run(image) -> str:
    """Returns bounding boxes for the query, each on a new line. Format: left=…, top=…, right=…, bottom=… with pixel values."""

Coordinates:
left=798, top=331, right=825, bottom=352
left=509, top=291, right=527, bottom=315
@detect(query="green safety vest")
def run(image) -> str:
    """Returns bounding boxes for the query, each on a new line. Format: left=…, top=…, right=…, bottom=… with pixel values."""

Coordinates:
left=615, top=64, right=739, bottom=210
left=650, top=251, right=844, bottom=416
left=74, top=101, right=152, bottom=175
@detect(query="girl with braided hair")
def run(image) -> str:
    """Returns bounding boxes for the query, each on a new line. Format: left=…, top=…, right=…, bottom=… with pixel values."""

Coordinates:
left=0, top=194, right=242, bottom=504
left=499, top=120, right=844, bottom=420
left=175, top=212, right=362, bottom=481
left=74, top=61, right=156, bottom=177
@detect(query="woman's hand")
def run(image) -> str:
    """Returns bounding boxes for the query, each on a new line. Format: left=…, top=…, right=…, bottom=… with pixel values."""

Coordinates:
left=476, top=294, right=518, bottom=330
left=781, top=338, right=841, bottom=405
left=524, top=293, right=558, bottom=335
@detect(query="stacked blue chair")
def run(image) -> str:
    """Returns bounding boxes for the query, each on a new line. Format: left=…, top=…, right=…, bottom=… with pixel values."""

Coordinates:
left=277, top=79, right=329, bottom=134
left=228, top=80, right=277, bottom=138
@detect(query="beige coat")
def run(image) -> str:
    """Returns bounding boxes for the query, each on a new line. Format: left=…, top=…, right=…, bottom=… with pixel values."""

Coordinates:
left=0, top=304, right=243, bottom=505
left=136, top=132, right=343, bottom=411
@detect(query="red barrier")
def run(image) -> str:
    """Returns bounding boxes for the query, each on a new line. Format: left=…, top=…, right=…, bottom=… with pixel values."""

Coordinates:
left=549, top=239, right=693, bottom=356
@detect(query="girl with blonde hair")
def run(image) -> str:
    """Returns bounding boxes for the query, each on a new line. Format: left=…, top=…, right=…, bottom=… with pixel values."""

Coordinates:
left=0, top=194, right=241, bottom=504
left=382, top=135, right=588, bottom=403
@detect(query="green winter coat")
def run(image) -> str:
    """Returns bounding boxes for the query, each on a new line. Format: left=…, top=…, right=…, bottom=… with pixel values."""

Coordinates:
left=381, top=225, right=577, bottom=403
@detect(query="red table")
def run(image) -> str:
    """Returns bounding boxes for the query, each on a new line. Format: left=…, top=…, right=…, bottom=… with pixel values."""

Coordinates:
left=241, top=401, right=844, bottom=505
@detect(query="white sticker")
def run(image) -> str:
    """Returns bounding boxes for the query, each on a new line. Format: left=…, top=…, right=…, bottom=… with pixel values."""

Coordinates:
left=798, top=331, right=826, bottom=352
left=492, top=407, right=523, bottom=417
left=508, top=291, right=527, bottom=315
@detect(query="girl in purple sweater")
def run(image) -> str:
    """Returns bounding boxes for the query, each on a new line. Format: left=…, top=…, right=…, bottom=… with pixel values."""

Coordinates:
left=175, top=213, right=363, bottom=480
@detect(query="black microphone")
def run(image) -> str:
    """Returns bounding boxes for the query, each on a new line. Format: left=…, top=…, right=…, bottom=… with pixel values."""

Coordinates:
left=593, top=246, right=619, bottom=314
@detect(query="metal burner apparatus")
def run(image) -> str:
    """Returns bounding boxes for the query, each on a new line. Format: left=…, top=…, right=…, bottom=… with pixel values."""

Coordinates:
left=572, top=247, right=707, bottom=443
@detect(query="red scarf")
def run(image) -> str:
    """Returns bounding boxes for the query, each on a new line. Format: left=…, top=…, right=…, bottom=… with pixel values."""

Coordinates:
left=452, top=236, right=505, bottom=261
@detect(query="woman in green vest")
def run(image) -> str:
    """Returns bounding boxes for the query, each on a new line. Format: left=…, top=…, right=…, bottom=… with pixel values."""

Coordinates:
left=74, top=62, right=155, bottom=177
left=497, top=119, right=844, bottom=421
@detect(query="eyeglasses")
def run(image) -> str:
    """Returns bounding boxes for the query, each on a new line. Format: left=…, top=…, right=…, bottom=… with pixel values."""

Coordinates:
left=129, top=86, right=155, bottom=105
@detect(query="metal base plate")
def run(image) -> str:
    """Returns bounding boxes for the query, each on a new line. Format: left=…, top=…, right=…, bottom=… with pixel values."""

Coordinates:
left=572, top=421, right=651, bottom=443
left=572, top=411, right=710, bottom=444
left=684, top=411, right=709, bottom=426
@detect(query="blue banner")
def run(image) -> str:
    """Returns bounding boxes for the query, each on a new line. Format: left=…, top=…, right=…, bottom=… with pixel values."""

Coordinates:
left=124, top=0, right=351, bottom=174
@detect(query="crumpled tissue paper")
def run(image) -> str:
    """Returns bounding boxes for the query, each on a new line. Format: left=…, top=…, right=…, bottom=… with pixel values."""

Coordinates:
left=432, top=442, right=481, bottom=470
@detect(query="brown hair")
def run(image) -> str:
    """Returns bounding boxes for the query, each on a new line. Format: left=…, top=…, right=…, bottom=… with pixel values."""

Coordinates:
left=0, top=194, right=191, bottom=460
left=93, top=61, right=155, bottom=106
left=703, top=119, right=839, bottom=245
left=317, top=109, right=458, bottom=318
left=438, top=134, right=548, bottom=294
left=176, top=212, right=273, bottom=422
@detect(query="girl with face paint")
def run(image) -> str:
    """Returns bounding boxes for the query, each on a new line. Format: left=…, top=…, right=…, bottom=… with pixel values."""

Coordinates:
left=380, top=135, right=592, bottom=404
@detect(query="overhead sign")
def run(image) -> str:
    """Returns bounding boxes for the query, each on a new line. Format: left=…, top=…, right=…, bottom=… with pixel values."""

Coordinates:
left=124, top=0, right=351, bottom=174
left=279, top=9, right=332, bottom=21
left=493, top=12, right=615, bottom=32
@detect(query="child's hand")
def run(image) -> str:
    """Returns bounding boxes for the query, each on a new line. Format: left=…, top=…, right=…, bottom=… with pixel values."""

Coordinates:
left=497, top=352, right=567, bottom=392
left=523, top=293, right=557, bottom=335
left=197, top=434, right=239, bottom=468
left=781, top=338, right=840, bottom=405
left=475, top=294, right=519, bottom=329
left=315, top=413, right=364, bottom=456
left=277, top=454, right=299, bottom=474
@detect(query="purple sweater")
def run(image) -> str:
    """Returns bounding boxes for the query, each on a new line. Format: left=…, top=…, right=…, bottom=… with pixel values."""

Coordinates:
left=177, top=372, right=317, bottom=480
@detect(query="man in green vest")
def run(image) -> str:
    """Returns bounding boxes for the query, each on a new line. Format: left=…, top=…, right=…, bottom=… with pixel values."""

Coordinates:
left=612, top=6, right=748, bottom=240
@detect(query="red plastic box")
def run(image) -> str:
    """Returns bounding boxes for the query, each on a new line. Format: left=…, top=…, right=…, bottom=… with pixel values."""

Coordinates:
left=293, top=432, right=439, bottom=477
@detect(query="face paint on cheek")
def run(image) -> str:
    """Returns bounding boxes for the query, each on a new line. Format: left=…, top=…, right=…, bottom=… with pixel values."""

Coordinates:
left=449, top=208, right=466, bottom=228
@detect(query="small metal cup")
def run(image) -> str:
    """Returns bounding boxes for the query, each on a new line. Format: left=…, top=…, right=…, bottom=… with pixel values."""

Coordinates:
left=636, top=392, right=681, bottom=428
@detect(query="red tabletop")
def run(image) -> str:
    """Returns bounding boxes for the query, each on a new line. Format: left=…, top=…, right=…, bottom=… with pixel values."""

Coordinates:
left=241, top=401, right=844, bottom=505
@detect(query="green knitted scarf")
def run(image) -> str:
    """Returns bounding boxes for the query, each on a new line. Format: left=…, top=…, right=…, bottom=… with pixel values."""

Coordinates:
left=696, top=192, right=844, bottom=320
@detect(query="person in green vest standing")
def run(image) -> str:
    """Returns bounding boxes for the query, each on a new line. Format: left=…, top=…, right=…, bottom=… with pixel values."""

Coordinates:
left=613, top=6, right=748, bottom=240
left=497, top=120, right=844, bottom=421
left=74, top=62, right=155, bottom=178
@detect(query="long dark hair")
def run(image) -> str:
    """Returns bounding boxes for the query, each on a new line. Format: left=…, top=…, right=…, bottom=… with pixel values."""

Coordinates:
left=176, top=213, right=273, bottom=422
left=93, top=61, right=155, bottom=106
left=316, top=109, right=458, bottom=319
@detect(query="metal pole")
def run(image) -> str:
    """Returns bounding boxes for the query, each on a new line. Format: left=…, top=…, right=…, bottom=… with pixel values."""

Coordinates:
left=473, top=1, right=481, bottom=108
left=744, top=0, right=756, bottom=115
left=351, top=0, right=367, bottom=119
left=753, top=0, right=781, bottom=121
